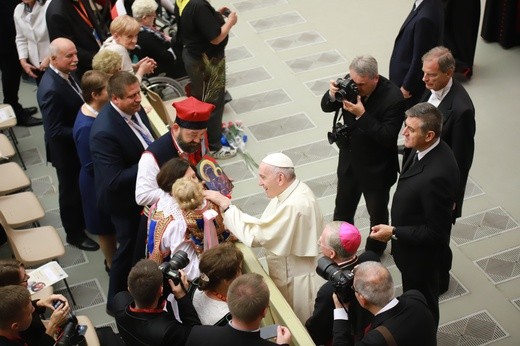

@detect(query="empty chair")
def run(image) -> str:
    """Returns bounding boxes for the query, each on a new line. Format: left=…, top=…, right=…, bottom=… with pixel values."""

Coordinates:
left=0, top=191, right=44, bottom=227
left=0, top=133, right=16, bottom=160
left=0, top=104, right=26, bottom=169
left=0, top=162, right=31, bottom=195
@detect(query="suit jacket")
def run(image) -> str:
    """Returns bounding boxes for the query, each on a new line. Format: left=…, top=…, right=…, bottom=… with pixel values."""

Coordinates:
left=421, top=79, right=475, bottom=219
left=391, top=141, right=459, bottom=278
left=321, top=76, right=405, bottom=190
left=46, top=0, right=108, bottom=77
left=306, top=251, right=380, bottom=345
left=186, top=324, right=284, bottom=346
left=332, top=290, right=436, bottom=346
left=114, top=291, right=200, bottom=346
left=90, top=103, right=153, bottom=216
left=390, top=0, right=443, bottom=100
left=36, top=68, right=83, bottom=169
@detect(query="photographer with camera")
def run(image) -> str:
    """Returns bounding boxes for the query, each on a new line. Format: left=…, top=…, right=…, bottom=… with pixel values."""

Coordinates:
left=0, top=259, right=72, bottom=346
left=114, top=258, right=201, bottom=346
left=332, top=262, right=436, bottom=346
left=306, top=222, right=379, bottom=345
left=321, top=55, right=405, bottom=256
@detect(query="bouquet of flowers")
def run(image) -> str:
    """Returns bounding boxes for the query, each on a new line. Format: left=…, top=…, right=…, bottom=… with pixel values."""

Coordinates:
left=221, top=121, right=259, bottom=171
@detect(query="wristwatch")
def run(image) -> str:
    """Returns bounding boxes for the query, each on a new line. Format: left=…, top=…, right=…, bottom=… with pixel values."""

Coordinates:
left=391, top=227, right=398, bottom=240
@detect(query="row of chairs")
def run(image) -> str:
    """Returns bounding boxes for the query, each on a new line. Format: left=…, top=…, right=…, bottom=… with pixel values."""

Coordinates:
left=0, top=104, right=99, bottom=345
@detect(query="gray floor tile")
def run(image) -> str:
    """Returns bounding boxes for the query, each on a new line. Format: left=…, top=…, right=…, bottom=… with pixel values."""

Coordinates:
left=512, top=298, right=520, bottom=311
left=13, top=126, right=32, bottom=139
left=226, top=46, right=253, bottom=63
left=60, top=244, right=88, bottom=270
left=464, top=177, right=485, bottom=200
left=248, top=11, right=305, bottom=33
left=451, top=207, right=519, bottom=246
left=55, top=279, right=106, bottom=313
left=281, top=140, right=338, bottom=166
left=247, top=113, right=315, bottom=141
left=284, top=49, right=346, bottom=73
left=41, top=207, right=62, bottom=229
left=474, top=246, right=520, bottom=284
left=266, top=30, right=326, bottom=52
left=31, top=175, right=57, bottom=198
left=229, top=89, right=292, bottom=114
left=221, top=160, right=256, bottom=182
left=233, top=192, right=270, bottom=217
left=305, top=173, right=337, bottom=199
left=440, top=274, right=470, bottom=303
left=227, top=67, right=272, bottom=88
left=20, top=147, right=43, bottom=166
left=234, top=0, right=287, bottom=13
left=437, top=310, right=509, bottom=346
left=304, top=75, right=339, bottom=97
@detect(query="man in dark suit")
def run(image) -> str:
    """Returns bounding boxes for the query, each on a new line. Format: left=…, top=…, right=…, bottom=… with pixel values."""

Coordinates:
left=370, top=102, right=460, bottom=325
left=306, top=221, right=379, bottom=345
left=332, top=262, right=436, bottom=345
left=421, top=46, right=476, bottom=292
left=46, top=0, right=109, bottom=79
left=321, top=55, right=405, bottom=256
left=186, top=273, right=291, bottom=346
left=390, top=0, right=443, bottom=108
left=114, top=259, right=200, bottom=345
left=90, top=71, right=155, bottom=314
left=37, top=38, right=99, bottom=251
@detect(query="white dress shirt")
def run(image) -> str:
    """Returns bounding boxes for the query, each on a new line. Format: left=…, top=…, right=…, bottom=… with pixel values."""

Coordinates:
left=14, top=0, right=51, bottom=66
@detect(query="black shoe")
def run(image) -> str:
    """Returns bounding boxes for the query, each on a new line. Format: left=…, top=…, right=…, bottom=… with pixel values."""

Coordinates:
left=23, top=107, right=38, bottom=117
left=18, top=116, right=43, bottom=127
left=66, top=234, right=100, bottom=251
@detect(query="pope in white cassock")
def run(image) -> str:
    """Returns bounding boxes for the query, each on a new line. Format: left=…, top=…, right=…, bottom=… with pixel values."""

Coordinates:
left=204, top=153, right=324, bottom=322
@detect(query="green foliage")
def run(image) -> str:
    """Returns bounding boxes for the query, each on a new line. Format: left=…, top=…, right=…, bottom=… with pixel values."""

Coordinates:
left=201, top=54, right=226, bottom=103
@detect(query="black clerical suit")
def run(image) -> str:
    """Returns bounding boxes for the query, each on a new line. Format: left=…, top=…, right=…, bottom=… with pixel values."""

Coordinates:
left=390, top=0, right=443, bottom=107
left=306, top=251, right=380, bottom=345
left=332, top=290, right=437, bottom=346
left=114, top=291, right=200, bottom=346
left=391, top=140, right=459, bottom=325
left=186, top=324, right=288, bottom=346
left=321, top=76, right=405, bottom=254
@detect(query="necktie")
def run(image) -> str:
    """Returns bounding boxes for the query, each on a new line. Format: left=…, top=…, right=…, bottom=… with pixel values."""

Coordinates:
left=364, top=322, right=372, bottom=335
left=129, top=114, right=153, bottom=146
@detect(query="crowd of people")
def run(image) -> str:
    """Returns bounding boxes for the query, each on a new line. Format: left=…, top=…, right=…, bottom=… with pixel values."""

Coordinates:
left=0, top=0, right=483, bottom=345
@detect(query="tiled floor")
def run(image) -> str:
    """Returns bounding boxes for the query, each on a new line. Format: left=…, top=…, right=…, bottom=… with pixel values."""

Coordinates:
left=1, top=0, right=519, bottom=344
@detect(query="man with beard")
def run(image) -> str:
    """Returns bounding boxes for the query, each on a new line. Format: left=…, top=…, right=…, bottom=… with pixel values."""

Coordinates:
left=133, top=97, right=214, bottom=263
left=135, top=96, right=214, bottom=206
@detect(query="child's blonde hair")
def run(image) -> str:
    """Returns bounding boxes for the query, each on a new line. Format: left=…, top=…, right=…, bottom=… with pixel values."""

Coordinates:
left=172, top=177, right=205, bottom=210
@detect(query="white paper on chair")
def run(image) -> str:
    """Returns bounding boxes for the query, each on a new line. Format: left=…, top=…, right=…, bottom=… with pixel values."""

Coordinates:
left=26, top=261, right=68, bottom=295
left=0, top=107, right=16, bottom=121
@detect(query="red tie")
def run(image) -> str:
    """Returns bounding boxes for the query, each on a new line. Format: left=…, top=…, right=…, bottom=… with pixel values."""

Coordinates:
left=364, top=323, right=373, bottom=335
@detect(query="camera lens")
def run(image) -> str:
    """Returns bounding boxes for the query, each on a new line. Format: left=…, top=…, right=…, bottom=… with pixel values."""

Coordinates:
left=169, top=250, right=189, bottom=270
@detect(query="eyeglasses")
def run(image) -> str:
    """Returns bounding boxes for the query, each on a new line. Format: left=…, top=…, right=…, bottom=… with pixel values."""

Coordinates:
left=20, top=273, right=30, bottom=284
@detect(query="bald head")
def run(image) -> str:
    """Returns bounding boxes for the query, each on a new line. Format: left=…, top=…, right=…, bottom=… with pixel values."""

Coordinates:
left=49, top=38, right=78, bottom=74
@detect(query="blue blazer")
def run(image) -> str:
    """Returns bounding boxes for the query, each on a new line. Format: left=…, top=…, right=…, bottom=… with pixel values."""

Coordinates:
left=389, top=0, right=443, bottom=99
left=90, top=103, right=153, bottom=216
left=36, top=68, right=83, bottom=169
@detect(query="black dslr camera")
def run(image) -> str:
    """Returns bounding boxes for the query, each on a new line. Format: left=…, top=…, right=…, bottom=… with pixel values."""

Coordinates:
left=334, top=77, right=359, bottom=103
left=316, top=256, right=355, bottom=304
left=159, top=250, right=190, bottom=285
left=53, top=301, right=87, bottom=346
left=327, top=122, right=350, bottom=145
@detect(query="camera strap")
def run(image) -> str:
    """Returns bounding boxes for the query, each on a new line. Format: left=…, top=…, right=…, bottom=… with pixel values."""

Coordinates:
left=332, top=108, right=343, bottom=129
left=374, top=325, right=397, bottom=346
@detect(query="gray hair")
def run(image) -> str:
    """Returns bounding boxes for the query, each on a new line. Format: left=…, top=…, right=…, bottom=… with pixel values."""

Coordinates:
left=353, top=262, right=394, bottom=308
left=405, top=102, right=442, bottom=138
left=132, top=0, right=158, bottom=19
left=271, top=166, right=296, bottom=181
left=325, top=221, right=356, bottom=259
left=49, top=37, right=74, bottom=58
left=422, top=46, right=455, bottom=73
left=349, top=55, right=378, bottom=78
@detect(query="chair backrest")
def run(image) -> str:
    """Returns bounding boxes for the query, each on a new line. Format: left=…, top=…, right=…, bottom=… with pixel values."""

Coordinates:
left=0, top=210, right=18, bottom=257
left=144, top=86, right=171, bottom=127
left=0, top=162, right=31, bottom=195
left=0, top=133, right=16, bottom=159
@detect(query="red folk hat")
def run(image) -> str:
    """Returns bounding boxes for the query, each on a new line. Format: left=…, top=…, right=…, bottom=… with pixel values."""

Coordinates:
left=172, top=96, right=215, bottom=130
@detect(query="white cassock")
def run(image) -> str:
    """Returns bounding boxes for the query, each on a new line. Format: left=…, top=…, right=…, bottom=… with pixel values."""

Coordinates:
left=223, top=179, right=325, bottom=322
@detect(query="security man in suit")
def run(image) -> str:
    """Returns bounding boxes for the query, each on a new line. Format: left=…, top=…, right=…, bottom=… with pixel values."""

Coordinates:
left=370, top=102, right=459, bottom=326
left=421, top=46, right=476, bottom=293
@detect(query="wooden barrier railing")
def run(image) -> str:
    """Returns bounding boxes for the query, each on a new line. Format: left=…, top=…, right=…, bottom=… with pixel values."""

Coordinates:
left=237, top=243, right=315, bottom=346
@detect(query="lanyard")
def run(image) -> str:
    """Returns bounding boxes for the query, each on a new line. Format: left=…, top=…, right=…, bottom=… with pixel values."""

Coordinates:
left=73, top=0, right=94, bottom=29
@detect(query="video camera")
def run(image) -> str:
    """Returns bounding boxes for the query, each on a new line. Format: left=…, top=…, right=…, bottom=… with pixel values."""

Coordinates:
left=158, top=250, right=190, bottom=285
left=53, top=300, right=87, bottom=346
left=316, top=256, right=355, bottom=303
